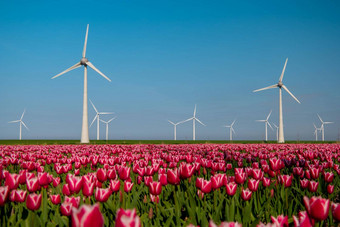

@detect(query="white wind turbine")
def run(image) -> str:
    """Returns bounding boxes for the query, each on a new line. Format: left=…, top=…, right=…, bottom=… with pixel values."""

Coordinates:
left=182, top=105, right=205, bottom=140
left=100, top=117, right=116, bottom=141
left=317, top=114, right=333, bottom=141
left=8, top=110, right=29, bottom=140
left=313, top=123, right=321, bottom=141
left=51, top=24, right=111, bottom=143
left=223, top=120, right=236, bottom=141
left=256, top=110, right=273, bottom=141
left=273, top=123, right=279, bottom=142
left=253, top=58, right=300, bottom=143
left=89, top=100, right=114, bottom=140
left=168, top=120, right=186, bottom=140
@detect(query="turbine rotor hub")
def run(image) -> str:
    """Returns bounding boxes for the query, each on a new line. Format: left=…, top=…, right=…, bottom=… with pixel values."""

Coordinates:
left=278, top=81, right=283, bottom=88
left=80, top=57, right=88, bottom=65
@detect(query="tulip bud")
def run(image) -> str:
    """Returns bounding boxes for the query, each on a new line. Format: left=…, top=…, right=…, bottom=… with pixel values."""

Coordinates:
left=241, top=188, right=252, bottom=201
left=61, top=202, right=73, bottom=216
left=124, top=181, right=134, bottom=193
left=332, top=202, right=340, bottom=222
left=95, top=187, right=112, bottom=202
left=50, top=194, right=61, bottom=205
left=0, top=186, right=9, bottom=206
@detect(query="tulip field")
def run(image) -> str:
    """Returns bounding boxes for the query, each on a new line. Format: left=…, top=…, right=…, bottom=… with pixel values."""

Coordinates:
left=0, top=143, right=340, bottom=227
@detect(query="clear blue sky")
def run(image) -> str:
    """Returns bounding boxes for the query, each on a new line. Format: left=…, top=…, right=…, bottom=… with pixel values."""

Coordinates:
left=1, top=0, right=339, bottom=141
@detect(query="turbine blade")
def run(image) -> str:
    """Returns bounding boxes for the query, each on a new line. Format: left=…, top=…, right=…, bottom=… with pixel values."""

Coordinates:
left=86, top=61, right=111, bottom=82
left=51, top=62, right=81, bottom=79
left=266, top=110, right=272, bottom=121
left=8, top=120, right=20, bottom=123
left=313, top=123, right=317, bottom=129
left=179, top=118, right=193, bottom=124
left=108, top=117, right=116, bottom=123
left=324, top=122, right=334, bottom=124
left=194, top=105, right=197, bottom=117
left=99, top=112, right=114, bottom=115
left=231, top=119, right=236, bottom=126
left=168, top=120, right=175, bottom=125
left=273, top=123, right=278, bottom=128
left=256, top=120, right=266, bottom=122
left=99, top=119, right=106, bottom=123
left=267, top=121, right=273, bottom=131
left=253, top=84, right=278, bottom=92
left=90, top=115, right=98, bottom=128
left=317, top=114, right=323, bottom=123
left=282, top=85, right=300, bottom=104
left=89, top=99, right=98, bottom=113
left=195, top=118, right=205, bottom=126
left=83, top=24, right=89, bottom=58
left=20, top=109, right=26, bottom=120
left=279, top=58, right=288, bottom=82
left=21, top=121, right=29, bottom=130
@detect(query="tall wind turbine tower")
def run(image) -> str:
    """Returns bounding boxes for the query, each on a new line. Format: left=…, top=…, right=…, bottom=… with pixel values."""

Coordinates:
left=89, top=100, right=114, bottom=140
left=224, top=120, right=236, bottom=141
left=182, top=105, right=205, bottom=141
left=256, top=110, right=273, bottom=141
left=51, top=24, right=111, bottom=143
left=317, top=114, right=333, bottom=141
left=253, top=58, right=300, bottom=143
left=8, top=109, right=29, bottom=140
left=313, top=123, right=321, bottom=141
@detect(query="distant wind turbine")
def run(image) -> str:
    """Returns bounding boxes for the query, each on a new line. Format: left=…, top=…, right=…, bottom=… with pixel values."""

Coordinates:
left=89, top=100, right=114, bottom=140
left=182, top=105, right=205, bottom=140
left=51, top=24, right=111, bottom=143
left=168, top=120, right=185, bottom=140
left=313, top=123, right=321, bottom=141
left=317, top=114, right=333, bottom=141
left=256, top=110, right=273, bottom=141
left=253, top=58, right=300, bottom=143
left=8, top=109, right=29, bottom=140
left=224, top=120, right=236, bottom=141
left=100, top=117, right=116, bottom=141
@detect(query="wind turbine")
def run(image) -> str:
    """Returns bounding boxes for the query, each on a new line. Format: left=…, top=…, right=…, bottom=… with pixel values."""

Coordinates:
left=317, top=114, right=333, bottom=141
left=313, top=123, right=321, bottom=141
left=182, top=105, right=205, bottom=141
left=256, top=110, right=273, bottom=141
left=223, top=120, right=236, bottom=141
left=100, top=117, right=116, bottom=141
left=168, top=120, right=186, bottom=140
left=8, top=110, right=29, bottom=140
left=253, top=58, right=300, bottom=143
left=89, top=100, right=114, bottom=140
left=51, top=24, right=111, bottom=143
left=273, top=123, right=279, bottom=142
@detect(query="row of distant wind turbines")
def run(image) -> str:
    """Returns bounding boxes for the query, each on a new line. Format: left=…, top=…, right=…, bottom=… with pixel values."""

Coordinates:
left=7, top=24, right=335, bottom=143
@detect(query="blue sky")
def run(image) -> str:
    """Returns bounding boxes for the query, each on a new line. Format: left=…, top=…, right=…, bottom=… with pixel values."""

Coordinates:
left=0, top=1, right=339, bottom=141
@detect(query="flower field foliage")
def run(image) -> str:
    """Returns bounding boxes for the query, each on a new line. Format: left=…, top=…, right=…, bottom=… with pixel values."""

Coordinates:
left=0, top=144, right=339, bottom=227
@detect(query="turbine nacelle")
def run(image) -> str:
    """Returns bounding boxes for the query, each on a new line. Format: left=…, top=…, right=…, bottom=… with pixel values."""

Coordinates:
left=80, top=57, right=88, bottom=65
left=277, top=81, right=283, bottom=88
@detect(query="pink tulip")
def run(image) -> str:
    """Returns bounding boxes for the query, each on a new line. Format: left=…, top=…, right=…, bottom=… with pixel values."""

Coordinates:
left=15, top=190, right=27, bottom=203
left=271, top=215, right=288, bottom=227
left=96, top=168, right=107, bottom=182
left=149, top=181, right=162, bottom=195
left=5, top=173, right=19, bottom=190
left=61, top=202, right=73, bottom=216
left=303, top=196, right=330, bottom=221
left=308, top=181, right=318, bottom=193
left=124, top=181, right=134, bottom=193
left=109, top=180, right=120, bottom=192
left=71, top=203, right=104, bottom=227
left=332, top=202, right=340, bottom=222
left=118, top=167, right=131, bottom=180
left=95, top=187, right=112, bottom=202
left=83, top=181, right=95, bottom=197
left=65, top=196, right=81, bottom=208
left=0, top=186, right=9, bottom=206
left=293, top=211, right=313, bottom=227
left=167, top=169, right=180, bottom=185
left=226, top=182, right=237, bottom=196
left=50, top=194, right=61, bottom=205
left=241, top=188, right=252, bottom=201
left=248, top=179, right=260, bottom=192
left=26, top=193, right=42, bottom=210
left=115, top=208, right=141, bottom=227
left=26, top=177, right=40, bottom=193
left=201, top=179, right=212, bottom=194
